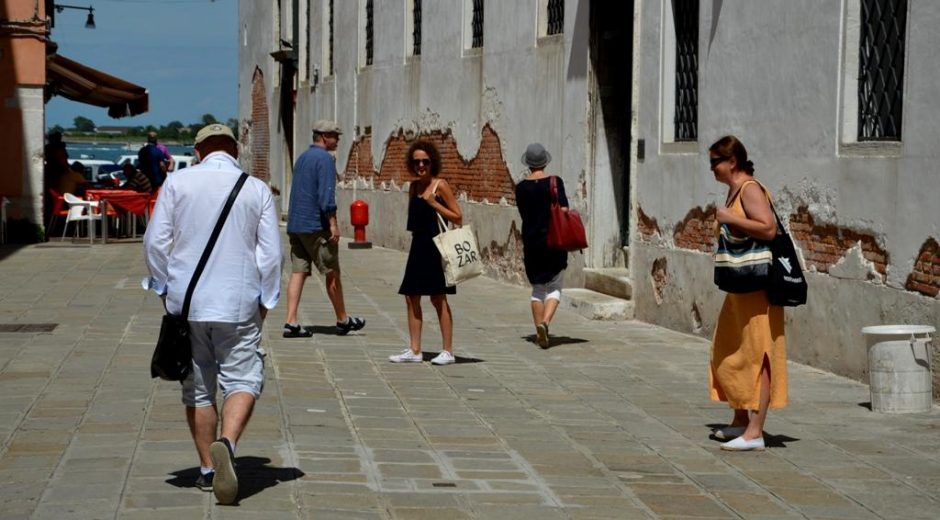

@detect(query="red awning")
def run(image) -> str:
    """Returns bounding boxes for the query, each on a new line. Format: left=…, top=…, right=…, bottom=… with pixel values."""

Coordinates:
left=46, top=54, right=149, bottom=118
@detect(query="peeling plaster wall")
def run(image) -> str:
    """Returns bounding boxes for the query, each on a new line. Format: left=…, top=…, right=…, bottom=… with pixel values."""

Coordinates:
left=635, top=1, right=940, bottom=396
left=237, top=0, right=282, bottom=211
left=269, top=0, right=596, bottom=289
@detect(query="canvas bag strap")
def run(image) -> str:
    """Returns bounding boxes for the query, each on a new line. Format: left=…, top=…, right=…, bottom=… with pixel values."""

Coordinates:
left=430, top=180, right=451, bottom=233
left=179, top=172, right=250, bottom=319
left=745, top=179, right=787, bottom=236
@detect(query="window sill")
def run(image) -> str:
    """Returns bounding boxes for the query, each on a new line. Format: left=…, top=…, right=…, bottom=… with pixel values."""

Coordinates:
left=838, top=141, right=901, bottom=158
left=537, top=33, right=564, bottom=46
left=463, top=47, right=483, bottom=58
left=660, top=141, right=699, bottom=155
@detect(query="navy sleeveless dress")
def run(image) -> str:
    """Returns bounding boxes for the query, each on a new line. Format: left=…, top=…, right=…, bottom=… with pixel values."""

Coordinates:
left=398, top=193, right=457, bottom=295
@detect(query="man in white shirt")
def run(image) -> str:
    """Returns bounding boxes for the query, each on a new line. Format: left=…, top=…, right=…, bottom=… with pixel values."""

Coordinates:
left=143, top=123, right=281, bottom=505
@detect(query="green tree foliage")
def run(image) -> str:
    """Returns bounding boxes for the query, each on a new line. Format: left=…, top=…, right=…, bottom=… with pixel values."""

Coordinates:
left=201, top=113, right=218, bottom=125
left=73, top=116, right=96, bottom=132
left=226, top=118, right=239, bottom=139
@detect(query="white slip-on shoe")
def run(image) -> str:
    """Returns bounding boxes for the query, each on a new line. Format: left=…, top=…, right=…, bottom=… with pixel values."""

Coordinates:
left=720, top=435, right=765, bottom=451
left=389, top=348, right=423, bottom=363
left=713, top=426, right=746, bottom=440
left=430, top=351, right=455, bottom=365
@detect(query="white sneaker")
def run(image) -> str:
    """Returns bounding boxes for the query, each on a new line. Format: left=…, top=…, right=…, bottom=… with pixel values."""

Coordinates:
left=389, top=349, right=423, bottom=363
left=430, top=351, right=455, bottom=365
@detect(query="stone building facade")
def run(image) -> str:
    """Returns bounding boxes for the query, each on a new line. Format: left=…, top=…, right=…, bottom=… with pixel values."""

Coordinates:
left=239, top=0, right=939, bottom=396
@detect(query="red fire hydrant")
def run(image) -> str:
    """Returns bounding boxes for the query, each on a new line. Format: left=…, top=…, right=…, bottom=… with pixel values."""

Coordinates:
left=348, top=199, right=372, bottom=249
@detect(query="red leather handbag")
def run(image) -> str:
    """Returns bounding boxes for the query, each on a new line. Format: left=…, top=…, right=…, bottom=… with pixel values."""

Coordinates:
left=546, top=176, right=588, bottom=251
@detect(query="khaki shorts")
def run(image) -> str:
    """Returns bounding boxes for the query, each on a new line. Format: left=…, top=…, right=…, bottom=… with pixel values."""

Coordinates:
left=289, top=231, right=339, bottom=274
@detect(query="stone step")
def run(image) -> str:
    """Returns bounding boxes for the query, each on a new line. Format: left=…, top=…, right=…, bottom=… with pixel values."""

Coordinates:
left=561, top=288, right=635, bottom=321
left=583, top=267, right=633, bottom=300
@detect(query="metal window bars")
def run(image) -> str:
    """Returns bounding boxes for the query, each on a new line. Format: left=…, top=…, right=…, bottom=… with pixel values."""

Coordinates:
left=471, top=0, right=484, bottom=48
left=365, top=0, right=374, bottom=66
left=858, top=0, right=907, bottom=140
left=673, top=0, right=699, bottom=141
left=414, top=0, right=422, bottom=55
left=547, top=0, right=564, bottom=35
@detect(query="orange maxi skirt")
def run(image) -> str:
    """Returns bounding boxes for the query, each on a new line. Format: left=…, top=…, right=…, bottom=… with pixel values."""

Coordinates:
left=710, top=290, right=788, bottom=410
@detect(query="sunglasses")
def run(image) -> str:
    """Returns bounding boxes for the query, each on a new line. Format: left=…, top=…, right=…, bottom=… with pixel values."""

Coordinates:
left=709, top=156, right=729, bottom=168
left=411, top=158, right=431, bottom=166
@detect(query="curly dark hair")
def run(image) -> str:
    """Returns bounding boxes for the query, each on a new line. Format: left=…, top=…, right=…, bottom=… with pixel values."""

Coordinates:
left=405, top=140, right=442, bottom=177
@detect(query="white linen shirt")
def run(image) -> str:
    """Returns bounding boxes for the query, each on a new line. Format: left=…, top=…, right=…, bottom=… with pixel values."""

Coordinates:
left=143, top=151, right=282, bottom=322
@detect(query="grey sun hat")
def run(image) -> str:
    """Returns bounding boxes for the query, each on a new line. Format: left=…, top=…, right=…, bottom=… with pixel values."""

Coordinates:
left=312, top=119, right=343, bottom=135
left=521, top=143, right=552, bottom=169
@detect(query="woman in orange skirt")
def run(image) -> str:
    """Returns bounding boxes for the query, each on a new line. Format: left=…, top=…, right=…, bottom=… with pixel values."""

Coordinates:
left=708, top=135, right=788, bottom=451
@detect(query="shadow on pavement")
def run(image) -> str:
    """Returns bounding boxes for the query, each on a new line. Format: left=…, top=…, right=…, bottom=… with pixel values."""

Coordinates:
left=0, top=244, right=28, bottom=263
left=858, top=401, right=872, bottom=411
left=705, top=423, right=801, bottom=448
left=422, top=351, right=484, bottom=364
left=521, top=334, right=589, bottom=349
left=166, top=456, right=304, bottom=503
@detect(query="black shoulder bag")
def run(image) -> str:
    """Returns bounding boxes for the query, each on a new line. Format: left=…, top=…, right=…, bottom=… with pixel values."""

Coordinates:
left=767, top=202, right=808, bottom=307
left=150, top=173, right=250, bottom=381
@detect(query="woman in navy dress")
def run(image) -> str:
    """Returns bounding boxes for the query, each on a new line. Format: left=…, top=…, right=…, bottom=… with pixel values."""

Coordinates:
left=515, top=143, right=569, bottom=348
left=390, top=141, right=463, bottom=365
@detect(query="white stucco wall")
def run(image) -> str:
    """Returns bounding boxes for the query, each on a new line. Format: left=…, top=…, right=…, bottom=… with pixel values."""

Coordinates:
left=634, top=0, right=940, bottom=384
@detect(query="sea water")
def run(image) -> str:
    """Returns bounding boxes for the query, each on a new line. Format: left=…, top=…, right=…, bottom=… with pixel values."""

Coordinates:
left=66, top=142, right=195, bottom=164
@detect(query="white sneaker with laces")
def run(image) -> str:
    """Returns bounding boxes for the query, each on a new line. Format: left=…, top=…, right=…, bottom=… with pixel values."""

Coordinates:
left=389, top=349, right=423, bottom=363
left=430, top=351, right=455, bottom=365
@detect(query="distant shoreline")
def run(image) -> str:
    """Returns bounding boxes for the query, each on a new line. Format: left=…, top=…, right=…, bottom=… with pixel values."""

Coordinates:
left=63, top=135, right=193, bottom=146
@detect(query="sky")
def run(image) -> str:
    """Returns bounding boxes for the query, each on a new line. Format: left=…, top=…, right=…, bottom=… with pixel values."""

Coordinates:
left=45, top=0, right=238, bottom=129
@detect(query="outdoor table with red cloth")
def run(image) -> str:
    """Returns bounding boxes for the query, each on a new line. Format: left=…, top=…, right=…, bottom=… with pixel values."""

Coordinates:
left=85, top=189, right=152, bottom=216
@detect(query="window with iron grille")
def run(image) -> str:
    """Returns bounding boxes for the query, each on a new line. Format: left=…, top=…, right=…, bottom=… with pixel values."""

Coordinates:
left=858, top=0, right=906, bottom=140
left=413, top=0, right=422, bottom=55
left=365, top=0, right=374, bottom=66
left=672, top=0, right=698, bottom=141
left=547, top=0, right=564, bottom=35
left=328, top=0, right=334, bottom=74
left=471, top=0, right=484, bottom=48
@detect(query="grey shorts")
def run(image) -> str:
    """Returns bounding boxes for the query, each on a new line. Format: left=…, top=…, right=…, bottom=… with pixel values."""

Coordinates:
left=531, top=271, right=564, bottom=302
left=289, top=231, right=339, bottom=274
left=182, top=315, right=265, bottom=407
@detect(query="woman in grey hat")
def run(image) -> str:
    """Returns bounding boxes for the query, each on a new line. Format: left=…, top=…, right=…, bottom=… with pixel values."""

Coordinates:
left=515, top=143, right=569, bottom=348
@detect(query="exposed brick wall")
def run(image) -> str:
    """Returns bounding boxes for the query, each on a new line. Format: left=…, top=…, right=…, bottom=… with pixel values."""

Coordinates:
left=788, top=206, right=888, bottom=280
left=342, top=134, right=378, bottom=182
left=673, top=206, right=717, bottom=253
left=637, top=206, right=661, bottom=242
left=906, top=238, right=940, bottom=297
left=651, top=257, right=667, bottom=305
left=351, top=124, right=515, bottom=203
left=250, top=68, right=270, bottom=182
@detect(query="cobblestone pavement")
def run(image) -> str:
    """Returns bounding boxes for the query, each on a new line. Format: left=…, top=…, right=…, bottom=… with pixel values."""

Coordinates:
left=1, top=235, right=939, bottom=520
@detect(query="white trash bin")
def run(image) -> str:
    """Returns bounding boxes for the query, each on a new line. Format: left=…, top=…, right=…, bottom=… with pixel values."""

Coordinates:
left=861, top=325, right=935, bottom=413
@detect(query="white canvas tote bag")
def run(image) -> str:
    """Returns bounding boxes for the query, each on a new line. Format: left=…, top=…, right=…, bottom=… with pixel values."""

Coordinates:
left=428, top=180, right=483, bottom=286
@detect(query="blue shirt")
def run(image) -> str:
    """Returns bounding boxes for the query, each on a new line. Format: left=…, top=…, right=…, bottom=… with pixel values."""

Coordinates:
left=287, top=145, right=337, bottom=233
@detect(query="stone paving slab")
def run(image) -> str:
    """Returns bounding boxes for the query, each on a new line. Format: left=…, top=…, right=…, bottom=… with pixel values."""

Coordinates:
left=1, top=237, right=939, bottom=519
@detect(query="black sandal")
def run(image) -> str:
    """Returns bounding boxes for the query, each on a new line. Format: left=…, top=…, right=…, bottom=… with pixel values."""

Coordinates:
left=336, top=316, right=365, bottom=335
left=283, top=323, right=313, bottom=338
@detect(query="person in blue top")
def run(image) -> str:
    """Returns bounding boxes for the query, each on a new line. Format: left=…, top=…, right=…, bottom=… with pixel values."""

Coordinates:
left=284, top=120, right=365, bottom=338
left=137, top=132, right=172, bottom=188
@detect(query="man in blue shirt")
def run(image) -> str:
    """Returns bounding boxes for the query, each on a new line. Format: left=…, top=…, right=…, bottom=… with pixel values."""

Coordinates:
left=284, top=120, right=365, bottom=337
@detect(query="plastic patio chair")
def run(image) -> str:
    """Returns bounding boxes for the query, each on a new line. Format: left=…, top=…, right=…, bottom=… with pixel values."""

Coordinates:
left=61, top=192, right=101, bottom=242
left=46, top=189, right=69, bottom=234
